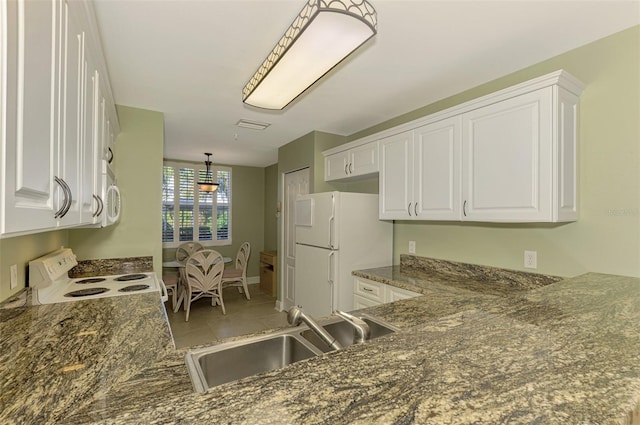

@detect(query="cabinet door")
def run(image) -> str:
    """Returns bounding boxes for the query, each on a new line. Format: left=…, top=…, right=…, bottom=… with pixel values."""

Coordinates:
left=79, top=50, right=99, bottom=224
left=325, top=151, right=349, bottom=181
left=353, top=294, right=381, bottom=310
left=349, top=141, right=378, bottom=177
left=462, top=88, right=553, bottom=222
left=379, top=131, right=413, bottom=220
left=56, top=0, right=84, bottom=226
left=413, top=117, right=462, bottom=220
left=386, top=285, right=421, bottom=302
left=2, top=0, right=59, bottom=235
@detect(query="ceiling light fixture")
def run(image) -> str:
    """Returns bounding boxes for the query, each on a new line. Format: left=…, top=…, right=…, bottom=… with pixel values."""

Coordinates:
left=242, top=0, right=377, bottom=110
left=197, top=153, right=219, bottom=192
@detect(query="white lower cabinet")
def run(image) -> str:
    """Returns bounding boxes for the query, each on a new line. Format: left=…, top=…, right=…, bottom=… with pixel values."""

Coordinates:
left=379, top=71, right=583, bottom=223
left=353, top=276, right=421, bottom=309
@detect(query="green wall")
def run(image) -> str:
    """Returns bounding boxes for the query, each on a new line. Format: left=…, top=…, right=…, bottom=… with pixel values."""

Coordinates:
left=0, top=230, right=68, bottom=301
left=69, top=105, right=164, bottom=275
left=349, top=26, right=640, bottom=278
left=264, top=164, right=278, bottom=251
left=160, top=163, right=265, bottom=278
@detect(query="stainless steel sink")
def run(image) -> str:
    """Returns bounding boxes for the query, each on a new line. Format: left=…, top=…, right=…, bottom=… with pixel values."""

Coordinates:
left=185, top=330, right=323, bottom=392
left=185, top=314, right=399, bottom=392
left=300, top=315, right=399, bottom=353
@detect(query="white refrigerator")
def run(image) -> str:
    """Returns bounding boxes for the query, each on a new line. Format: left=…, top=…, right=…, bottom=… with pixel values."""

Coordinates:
left=294, top=191, right=393, bottom=318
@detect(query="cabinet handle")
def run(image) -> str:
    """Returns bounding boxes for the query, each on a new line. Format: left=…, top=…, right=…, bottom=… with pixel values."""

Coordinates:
left=414, top=202, right=418, bottom=216
left=362, top=287, right=374, bottom=292
left=92, top=194, right=104, bottom=217
left=54, top=177, right=66, bottom=218
left=54, top=177, right=71, bottom=219
left=408, top=202, right=412, bottom=217
left=107, top=147, right=114, bottom=164
left=60, top=178, right=72, bottom=218
left=349, top=162, right=353, bottom=174
left=463, top=200, right=467, bottom=217
left=344, top=162, right=349, bottom=175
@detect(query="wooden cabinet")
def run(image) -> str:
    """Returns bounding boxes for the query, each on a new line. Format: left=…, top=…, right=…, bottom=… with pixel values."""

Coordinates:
left=1, top=0, right=118, bottom=237
left=259, top=251, right=277, bottom=297
left=324, top=140, right=378, bottom=181
left=352, top=276, right=421, bottom=309
left=379, top=71, right=582, bottom=223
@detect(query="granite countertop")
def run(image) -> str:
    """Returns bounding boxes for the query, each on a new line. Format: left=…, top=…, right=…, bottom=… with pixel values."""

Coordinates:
left=1, top=257, right=639, bottom=424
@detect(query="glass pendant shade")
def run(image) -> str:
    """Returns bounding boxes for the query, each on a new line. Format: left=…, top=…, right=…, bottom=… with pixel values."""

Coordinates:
left=197, top=153, right=219, bottom=192
left=242, top=0, right=377, bottom=110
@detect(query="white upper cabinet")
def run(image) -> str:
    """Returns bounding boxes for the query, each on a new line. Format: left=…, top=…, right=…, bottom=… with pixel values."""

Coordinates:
left=379, top=117, right=462, bottom=220
left=324, top=140, right=378, bottom=181
left=414, top=117, right=462, bottom=220
left=379, top=131, right=413, bottom=219
left=2, top=0, right=60, bottom=235
left=462, top=87, right=555, bottom=221
left=378, top=71, right=583, bottom=223
left=1, top=0, right=119, bottom=237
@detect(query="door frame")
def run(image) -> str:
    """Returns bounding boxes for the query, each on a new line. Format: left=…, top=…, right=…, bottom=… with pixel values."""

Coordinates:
left=276, top=166, right=310, bottom=312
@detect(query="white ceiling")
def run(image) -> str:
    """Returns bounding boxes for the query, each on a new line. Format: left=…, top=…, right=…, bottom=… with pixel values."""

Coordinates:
left=93, top=0, right=640, bottom=167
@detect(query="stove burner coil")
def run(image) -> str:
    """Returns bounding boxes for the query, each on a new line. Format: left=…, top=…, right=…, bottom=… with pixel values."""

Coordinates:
left=64, top=288, right=109, bottom=297
left=114, top=274, right=148, bottom=282
left=118, top=284, right=151, bottom=292
left=75, top=278, right=107, bottom=284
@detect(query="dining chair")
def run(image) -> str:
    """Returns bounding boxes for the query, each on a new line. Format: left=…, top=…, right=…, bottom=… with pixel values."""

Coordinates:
left=222, top=242, right=251, bottom=300
left=161, top=272, right=179, bottom=310
left=183, top=249, right=225, bottom=321
left=175, top=241, right=204, bottom=263
left=173, top=241, right=205, bottom=313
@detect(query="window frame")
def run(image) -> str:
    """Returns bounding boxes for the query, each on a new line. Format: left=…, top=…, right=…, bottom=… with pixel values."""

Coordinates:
left=162, top=160, right=232, bottom=248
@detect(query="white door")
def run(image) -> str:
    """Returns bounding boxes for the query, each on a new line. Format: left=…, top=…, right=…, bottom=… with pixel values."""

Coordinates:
left=294, top=244, right=335, bottom=318
left=379, top=130, right=413, bottom=220
left=281, top=168, right=309, bottom=311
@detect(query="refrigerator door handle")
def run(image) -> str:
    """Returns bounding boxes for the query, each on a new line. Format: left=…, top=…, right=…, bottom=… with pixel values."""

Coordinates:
left=328, top=194, right=335, bottom=248
left=327, top=251, right=335, bottom=284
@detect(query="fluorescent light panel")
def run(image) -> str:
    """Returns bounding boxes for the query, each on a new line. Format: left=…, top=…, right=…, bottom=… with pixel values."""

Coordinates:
left=243, top=0, right=377, bottom=110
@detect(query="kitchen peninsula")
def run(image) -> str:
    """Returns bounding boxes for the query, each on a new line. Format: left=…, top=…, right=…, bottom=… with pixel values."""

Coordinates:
left=1, top=256, right=639, bottom=424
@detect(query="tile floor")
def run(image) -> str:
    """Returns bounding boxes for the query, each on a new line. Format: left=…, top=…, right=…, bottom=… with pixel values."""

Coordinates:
left=164, top=284, right=289, bottom=348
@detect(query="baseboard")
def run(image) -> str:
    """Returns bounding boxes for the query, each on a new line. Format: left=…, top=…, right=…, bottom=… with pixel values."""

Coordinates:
left=247, top=276, right=259, bottom=285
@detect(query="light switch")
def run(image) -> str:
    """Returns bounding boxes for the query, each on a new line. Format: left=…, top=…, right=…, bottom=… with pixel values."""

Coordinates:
left=409, top=241, right=416, bottom=254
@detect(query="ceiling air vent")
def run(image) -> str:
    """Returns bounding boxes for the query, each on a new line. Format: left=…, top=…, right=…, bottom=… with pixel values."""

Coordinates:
left=236, top=119, right=270, bottom=130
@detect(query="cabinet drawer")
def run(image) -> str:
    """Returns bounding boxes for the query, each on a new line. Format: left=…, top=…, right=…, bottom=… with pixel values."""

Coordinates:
left=354, top=277, right=385, bottom=303
left=353, top=294, right=382, bottom=310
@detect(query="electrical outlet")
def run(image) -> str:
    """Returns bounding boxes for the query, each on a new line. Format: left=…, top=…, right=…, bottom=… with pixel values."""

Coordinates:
left=409, top=241, right=416, bottom=254
left=524, top=251, right=537, bottom=269
left=10, top=264, right=18, bottom=289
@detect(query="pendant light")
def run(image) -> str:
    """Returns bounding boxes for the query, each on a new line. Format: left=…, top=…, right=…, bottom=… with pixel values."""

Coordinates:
left=197, top=153, right=219, bottom=192
left=242, top=0, right=377, bottom=110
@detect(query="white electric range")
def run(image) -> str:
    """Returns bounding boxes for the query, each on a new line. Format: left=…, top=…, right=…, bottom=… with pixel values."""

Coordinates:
left=29, top=248, right=167, bottom=305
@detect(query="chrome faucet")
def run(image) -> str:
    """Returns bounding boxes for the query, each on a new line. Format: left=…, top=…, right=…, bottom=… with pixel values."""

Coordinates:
left=334, top=310, right=371, bottom=344
left=287, top=306, right=343, bottom=350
